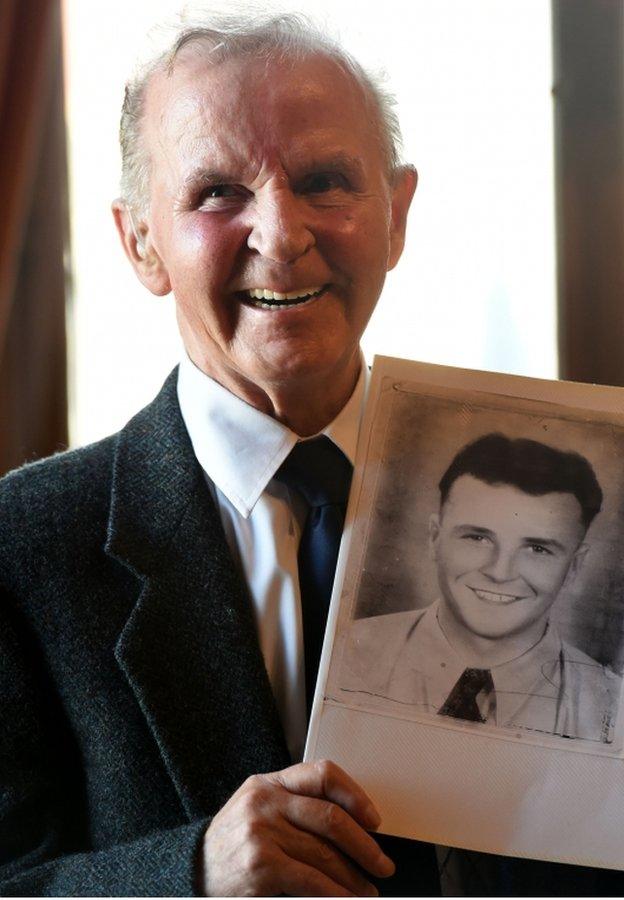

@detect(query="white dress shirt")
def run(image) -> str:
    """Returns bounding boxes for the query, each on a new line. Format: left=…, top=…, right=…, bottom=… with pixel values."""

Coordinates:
left=342, top=601, right=621, bottom=742
left=177, top=353, right=367, bottom=761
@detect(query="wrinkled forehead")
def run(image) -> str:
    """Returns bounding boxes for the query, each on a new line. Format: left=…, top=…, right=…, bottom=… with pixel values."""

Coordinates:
left=142, top=49, right=374, bottom=161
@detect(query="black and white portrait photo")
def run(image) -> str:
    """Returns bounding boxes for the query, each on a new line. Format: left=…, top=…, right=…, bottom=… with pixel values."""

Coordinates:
left=307, top=359, right=624, bottom=867
left=330, top=378, right=624, bottom=749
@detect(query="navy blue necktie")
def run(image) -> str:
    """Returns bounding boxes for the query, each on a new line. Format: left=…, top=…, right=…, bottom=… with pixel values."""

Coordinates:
left=275, top=436, right=353, bottom=715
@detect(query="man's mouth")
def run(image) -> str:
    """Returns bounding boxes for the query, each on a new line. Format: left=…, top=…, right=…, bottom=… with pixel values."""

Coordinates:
left=471, top=588, right=528, bottom=605
left=242, top=285, right=327, bottom=309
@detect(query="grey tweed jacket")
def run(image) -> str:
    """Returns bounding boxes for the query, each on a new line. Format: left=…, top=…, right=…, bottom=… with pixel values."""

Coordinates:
left=2, top=370, right=616, bottom=898
left=0, top=369, right=291, bottom=895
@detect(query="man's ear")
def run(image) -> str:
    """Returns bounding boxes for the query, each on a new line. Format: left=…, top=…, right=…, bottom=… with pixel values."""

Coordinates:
left=428, top=512, right=441, bottom=561
left=111, top=199, right=171, bottom=296
left=567, top=541, right=590, bottom=584
left=387, top=165, right=418, bottom=271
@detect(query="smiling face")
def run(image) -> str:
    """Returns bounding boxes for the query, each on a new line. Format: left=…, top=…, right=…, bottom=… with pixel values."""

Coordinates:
left=115, top=49, right=415, bottom=429
left=430, top=474, right=588, bottom=649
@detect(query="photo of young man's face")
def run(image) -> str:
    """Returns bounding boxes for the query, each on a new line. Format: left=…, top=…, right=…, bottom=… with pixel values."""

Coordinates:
left=429, top=474, right=588, bottom=641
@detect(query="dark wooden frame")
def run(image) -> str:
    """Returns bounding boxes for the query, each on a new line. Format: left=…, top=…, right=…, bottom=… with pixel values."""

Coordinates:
left=553, top=0, right=624, bottom=386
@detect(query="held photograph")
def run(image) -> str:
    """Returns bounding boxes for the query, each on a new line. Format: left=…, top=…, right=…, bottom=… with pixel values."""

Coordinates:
left=307, top=358, right=624, bottom=867
left=330, top=376, right=624, bottom=751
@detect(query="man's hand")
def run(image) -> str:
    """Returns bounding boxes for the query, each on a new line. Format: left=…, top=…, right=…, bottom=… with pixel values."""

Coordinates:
left=200, top=759, right=395, bottom=896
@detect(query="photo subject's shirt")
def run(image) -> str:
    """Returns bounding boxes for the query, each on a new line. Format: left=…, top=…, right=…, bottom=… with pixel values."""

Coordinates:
left=177, top=352, right=367, bottom=761
left=341, top=601, right=621, bottom=743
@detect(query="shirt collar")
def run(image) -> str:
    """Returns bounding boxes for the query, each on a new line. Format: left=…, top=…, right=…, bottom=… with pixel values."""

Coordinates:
left=177, top=353, right=368, bottom=518
left=490, top=618, right=562, bottom=697
left=423, top=600, right=562, bottom=696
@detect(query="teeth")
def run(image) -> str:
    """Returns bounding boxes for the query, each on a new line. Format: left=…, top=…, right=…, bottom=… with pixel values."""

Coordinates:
left=246, top=286, right=323, bottom=302
left=473, top=589, right=525, bottom=605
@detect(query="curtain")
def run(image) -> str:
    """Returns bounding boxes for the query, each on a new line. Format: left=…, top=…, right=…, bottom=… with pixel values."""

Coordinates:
left=553, top=0, right=624, bottom=386
left=0, top=0, right=68, bottom=476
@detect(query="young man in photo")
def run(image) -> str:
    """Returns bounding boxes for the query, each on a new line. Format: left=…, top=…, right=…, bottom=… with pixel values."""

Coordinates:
left=344, top=433, right=621, bottom=743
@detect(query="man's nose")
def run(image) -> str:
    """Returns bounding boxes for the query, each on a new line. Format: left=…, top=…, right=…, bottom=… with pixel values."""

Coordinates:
left=480, top=547, right=518, bottom=583
left=246, top=189, right=315, bottom=263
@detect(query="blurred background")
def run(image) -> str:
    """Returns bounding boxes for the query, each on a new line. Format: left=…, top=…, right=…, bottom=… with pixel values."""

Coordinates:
left=1, top=0, right=623, bottom=474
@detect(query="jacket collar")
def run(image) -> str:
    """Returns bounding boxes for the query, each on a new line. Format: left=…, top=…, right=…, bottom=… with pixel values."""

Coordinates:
left=105, top=369, right=290, bottom=819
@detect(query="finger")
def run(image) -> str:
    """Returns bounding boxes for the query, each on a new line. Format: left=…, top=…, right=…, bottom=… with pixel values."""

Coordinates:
left=268, top=759, right=382, bottom=830
left=282, top=794, right=394, bottom=879
left=281, top=828, right=379, bottom=896
left=276, top=846, right=364, bottom=898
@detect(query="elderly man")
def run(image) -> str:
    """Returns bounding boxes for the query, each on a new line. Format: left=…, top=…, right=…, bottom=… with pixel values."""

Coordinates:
left=1, top=12, right=621, bottom=898
left=0, top=12, right=429, bottom=899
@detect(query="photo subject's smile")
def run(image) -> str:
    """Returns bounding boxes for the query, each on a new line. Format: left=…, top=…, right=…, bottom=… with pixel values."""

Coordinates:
left=469, top=586, right=533, bottom=605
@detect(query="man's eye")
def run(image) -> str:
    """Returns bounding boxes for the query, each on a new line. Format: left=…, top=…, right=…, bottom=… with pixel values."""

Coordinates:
left=199, top=184, right=249, bottom=204
left=462, top=534, right=488, bottom=543
left=300, top=172, right=349, bottom=194
left=528, top=543, right=551, bottom=555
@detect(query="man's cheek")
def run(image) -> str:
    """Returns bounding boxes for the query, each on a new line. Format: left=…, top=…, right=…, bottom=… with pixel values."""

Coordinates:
left=182, top=217, right=242, bottom=263
left=520, top=559, right=569, bottom=596
left=444, top=544, right=489, bottom=574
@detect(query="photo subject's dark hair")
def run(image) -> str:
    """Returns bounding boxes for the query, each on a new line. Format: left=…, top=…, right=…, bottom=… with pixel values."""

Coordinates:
left=439, top=432, right=603, bottom=528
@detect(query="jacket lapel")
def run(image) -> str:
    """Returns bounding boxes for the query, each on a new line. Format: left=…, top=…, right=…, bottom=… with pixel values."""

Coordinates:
left=105, top=370, right=290, bottom=819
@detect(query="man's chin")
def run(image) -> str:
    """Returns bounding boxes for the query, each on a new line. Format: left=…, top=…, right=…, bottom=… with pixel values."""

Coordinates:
left=250, top=336, right=359, bottom=388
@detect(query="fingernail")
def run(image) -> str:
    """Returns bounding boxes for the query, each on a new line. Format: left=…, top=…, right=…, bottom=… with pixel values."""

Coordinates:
left=377, top=853, right=396, bottom=877
left=364, top=803, right=381, bottom=829
left=364, top=883, right=379, bottom=897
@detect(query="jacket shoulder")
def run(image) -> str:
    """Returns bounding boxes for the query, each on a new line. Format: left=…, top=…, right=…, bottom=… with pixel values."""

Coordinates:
left=0, top=434, right=116, bottom=517
left=0, top=367, right=181, bottom=545
left=0, top=436, right=117, bottom=585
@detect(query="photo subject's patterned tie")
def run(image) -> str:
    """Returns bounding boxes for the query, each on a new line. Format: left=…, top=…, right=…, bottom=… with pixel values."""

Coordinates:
left=438, top=667, right=495, bottom=722
left=275, top=436, right=353, bottom=715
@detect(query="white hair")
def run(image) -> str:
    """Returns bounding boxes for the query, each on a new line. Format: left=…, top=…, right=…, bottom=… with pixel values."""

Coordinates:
left=119, top=9, right=404, bottom=213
